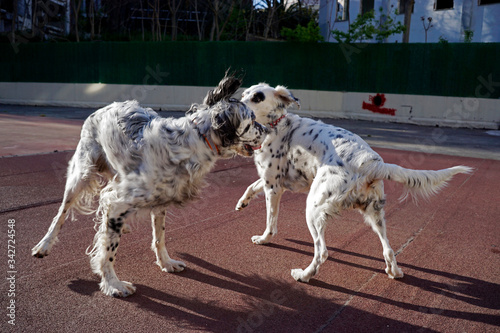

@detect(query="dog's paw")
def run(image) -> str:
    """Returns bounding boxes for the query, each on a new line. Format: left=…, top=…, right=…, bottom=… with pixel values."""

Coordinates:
left=386, top=266, right=404, bottom=279
left=251, top=234, right=271, bottom=245
left=235, top=199, right=249, bottom=211
left=122, top=223, right=132, bottom=234
left=31, top=241, right=52, bottom=258
left=100, top=280, right=136, bottom=297
left=158, top=259, right=186, bottom=273
left=291, top=269, right=311, bottom=283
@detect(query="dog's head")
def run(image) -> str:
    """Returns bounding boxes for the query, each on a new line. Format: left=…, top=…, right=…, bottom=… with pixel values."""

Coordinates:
left=241, top=83, right=300, bottom=125
left=190, top=100, right=267, bottom=158
left=188, top=71, right=267, bottom=157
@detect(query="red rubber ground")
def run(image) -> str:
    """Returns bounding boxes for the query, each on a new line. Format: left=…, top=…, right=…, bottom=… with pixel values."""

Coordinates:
left=1, top=114, right=499, bottom=332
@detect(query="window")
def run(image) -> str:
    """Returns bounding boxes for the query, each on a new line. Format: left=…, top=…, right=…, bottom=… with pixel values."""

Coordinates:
left=478, top=0, right=500, bottom=4
left=336, top=0, right=349, bottom=21
left=360, top=0, right=375, bottom=15
left=398, top=0, right=414, bottom=14
left=434, top=0, right=454, bottom=10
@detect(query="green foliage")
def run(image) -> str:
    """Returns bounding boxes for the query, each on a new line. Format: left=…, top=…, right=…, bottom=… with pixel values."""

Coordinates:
left=464, top=29, right=474, bottom=43
left=438, top=35, right=449, bottom=44
left=331, top=7, right=405, bottom=43
left=281, top=21, right=324, bottom=42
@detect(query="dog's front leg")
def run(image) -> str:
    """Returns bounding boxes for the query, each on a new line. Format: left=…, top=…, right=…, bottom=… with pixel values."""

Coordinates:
left=151, top=209, right=186, bottom=273
left=236, top=178, right=265, bottom=210
left=89, top=204, right=136, bottom=297
left=251, top=185, right=284, bottom=245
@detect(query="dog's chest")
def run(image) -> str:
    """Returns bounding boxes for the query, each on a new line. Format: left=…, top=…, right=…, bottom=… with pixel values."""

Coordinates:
left=255, top=139, right=315, bottom=192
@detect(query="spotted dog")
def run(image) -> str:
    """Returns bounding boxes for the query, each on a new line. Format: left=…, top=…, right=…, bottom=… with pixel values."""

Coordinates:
left=236, top=83, right=473, bottom=283
left=32, top=74, right=266, bottom=297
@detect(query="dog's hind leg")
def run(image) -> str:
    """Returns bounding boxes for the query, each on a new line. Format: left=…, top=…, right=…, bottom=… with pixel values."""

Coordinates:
left=251, top=185, right=284, bottom=245
left=32, top=149, right=101, bottom=258
left=359, top=185, right=403, bottom=279
left=236, top=178, right=264, bottom=210
left=90, top=202, right=136, bottom=297
left=151, top=209, right=186, bottom=273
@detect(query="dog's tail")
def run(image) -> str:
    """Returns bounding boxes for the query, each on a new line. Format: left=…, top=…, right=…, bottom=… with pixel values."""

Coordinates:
left=370, top=163, right=473, bottom=201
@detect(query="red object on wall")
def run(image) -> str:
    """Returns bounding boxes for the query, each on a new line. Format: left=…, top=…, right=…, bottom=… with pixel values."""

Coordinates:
left=362, top=93, right=396, bottom=116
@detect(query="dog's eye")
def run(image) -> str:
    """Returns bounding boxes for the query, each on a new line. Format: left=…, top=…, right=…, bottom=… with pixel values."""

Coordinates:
left=251, top=92, right=265, bottom=104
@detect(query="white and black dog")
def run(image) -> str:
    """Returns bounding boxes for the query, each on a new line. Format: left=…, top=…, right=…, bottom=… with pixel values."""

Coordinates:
left=32, top=74, right=266, bottom=297
left=236, top=83, right=473, bottom=283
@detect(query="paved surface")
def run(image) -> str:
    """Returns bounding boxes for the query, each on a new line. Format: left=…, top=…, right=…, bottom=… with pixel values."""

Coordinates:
left=1, top=105, right=499, bottom=332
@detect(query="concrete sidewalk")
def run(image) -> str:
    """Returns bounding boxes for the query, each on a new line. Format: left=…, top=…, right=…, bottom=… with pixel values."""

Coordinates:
left=0, top=105, right=499, bottom=333
left=1, top=104, right=500, bottom=160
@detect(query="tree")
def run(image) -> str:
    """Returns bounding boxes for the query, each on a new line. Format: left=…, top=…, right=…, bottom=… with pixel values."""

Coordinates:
left=281, top=20, right=323, bottom=42
left=208, top=0, right=236, bottom=41
left=72, top=0, right=83, bottom=42
left=148, top=0, right=162, bottom=41
left=331, top=8, right=405, bottom=43
left=167, top=0, right=183, bottom=41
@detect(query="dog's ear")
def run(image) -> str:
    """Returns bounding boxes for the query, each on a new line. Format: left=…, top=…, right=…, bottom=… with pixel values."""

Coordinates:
left=275, top=86, right=300, bottom=109
left=203, top=70, right=243, bottom=106
left=211, top=103, right=240, bottom=147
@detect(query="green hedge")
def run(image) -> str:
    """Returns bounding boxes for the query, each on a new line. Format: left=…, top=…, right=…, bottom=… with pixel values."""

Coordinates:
left=1, top=41, right=499, bottom=98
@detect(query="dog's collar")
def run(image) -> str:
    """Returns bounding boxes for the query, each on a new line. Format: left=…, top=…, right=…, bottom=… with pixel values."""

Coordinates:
left=192, top=119, right=221, bottom=156
left=202, top=133, right=221, bottom=155
left=268, top=114, right=287, bottom=128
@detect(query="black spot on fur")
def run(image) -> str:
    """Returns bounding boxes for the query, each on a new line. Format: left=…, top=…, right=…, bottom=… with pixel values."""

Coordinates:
left=374, top=199, right=386, bottom=211
left=108, top=218, right=123, bottom=233
left=251, top=92, right=265, bottom=104
left=212, top=104, right=242, bottom=147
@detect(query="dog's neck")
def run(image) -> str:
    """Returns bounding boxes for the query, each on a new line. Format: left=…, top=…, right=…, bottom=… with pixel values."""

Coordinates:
left=201, top=132, right=221, bottom=155
left=264, top=106, right=287, bottom=129
left=191, top=118, right=221, bottom=156
left=268, top=114, right=287, bottom=128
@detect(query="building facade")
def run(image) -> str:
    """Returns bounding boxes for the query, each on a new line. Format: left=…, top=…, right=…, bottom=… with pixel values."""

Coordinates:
left=319, top=0, right=500, bottom=43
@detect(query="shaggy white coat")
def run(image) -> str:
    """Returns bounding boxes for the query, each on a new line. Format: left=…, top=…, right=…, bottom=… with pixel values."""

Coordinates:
left=32, top=79, right=266, bottom=297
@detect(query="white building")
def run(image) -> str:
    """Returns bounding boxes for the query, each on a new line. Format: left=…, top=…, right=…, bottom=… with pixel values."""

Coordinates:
left=319, top=0, right=500, bottom=43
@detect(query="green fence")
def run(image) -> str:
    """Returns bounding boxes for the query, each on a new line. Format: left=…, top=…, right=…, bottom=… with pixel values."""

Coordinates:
left=1, top=41, right=499, bottom=99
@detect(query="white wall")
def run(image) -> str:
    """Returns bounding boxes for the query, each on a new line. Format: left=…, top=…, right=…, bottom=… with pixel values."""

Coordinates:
left=1, top=82, right=498, bottom=129
left=320, top=0, right=500, bottom=43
